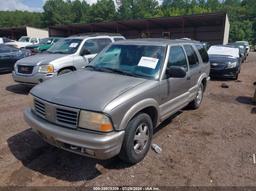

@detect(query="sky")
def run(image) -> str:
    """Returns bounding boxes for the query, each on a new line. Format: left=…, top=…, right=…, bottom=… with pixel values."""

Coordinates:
left=0, top=0, right=99, bottom=12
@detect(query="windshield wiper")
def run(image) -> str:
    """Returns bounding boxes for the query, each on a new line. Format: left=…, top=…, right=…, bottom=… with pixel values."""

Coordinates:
left=85, top=65, right=99, bottom=70
left=100, top=67, right=140, bottom=77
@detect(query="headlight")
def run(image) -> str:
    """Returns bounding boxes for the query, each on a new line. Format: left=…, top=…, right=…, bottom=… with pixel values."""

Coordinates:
left=227, top=61, right=237, bottom=68
left=38, top=64, right=54, bottom=73
left=79, top=110, right=113, bottom=132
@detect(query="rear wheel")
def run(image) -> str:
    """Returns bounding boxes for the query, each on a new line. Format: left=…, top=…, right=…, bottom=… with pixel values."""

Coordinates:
left=58, top=68, right=73, bottom=75
left=119, top=113, right=153, bottom=164
left=189, top=83, right=204, bottom=109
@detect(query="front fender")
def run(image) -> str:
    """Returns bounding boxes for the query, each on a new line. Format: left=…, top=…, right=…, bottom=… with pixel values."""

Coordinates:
left=118, top=98, right=160, bottom=130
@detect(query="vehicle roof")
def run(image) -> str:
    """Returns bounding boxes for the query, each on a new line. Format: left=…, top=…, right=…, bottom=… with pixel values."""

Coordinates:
left=113, top=38, right=202, bottom=46
left=68, top=33, right=124, bottom=39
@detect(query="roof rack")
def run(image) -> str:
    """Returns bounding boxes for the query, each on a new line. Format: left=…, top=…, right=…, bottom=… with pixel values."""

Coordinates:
left=70, top=32, right=122, bottom=37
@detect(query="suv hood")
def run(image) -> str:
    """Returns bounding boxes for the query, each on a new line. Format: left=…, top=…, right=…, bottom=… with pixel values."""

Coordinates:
left=31, top=70, right=146, bottom=111
left=16, top=53, right=69, bottom=66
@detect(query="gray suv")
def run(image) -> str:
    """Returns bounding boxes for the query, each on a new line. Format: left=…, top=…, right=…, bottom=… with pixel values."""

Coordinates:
left=24, top=39, right=210, bottom=164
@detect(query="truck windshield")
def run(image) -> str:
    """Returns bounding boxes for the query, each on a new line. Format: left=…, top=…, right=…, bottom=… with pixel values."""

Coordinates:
left=47, top=39, right=82, bottom=54
left=88, top=44, right=166, bottom=79
left=18, top=37, right=30, bottom=42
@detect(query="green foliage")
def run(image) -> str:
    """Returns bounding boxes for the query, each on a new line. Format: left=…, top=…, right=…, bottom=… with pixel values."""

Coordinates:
left=0, top=0, right=255, bottom=43
left=0, top=11, right=42, bottom=28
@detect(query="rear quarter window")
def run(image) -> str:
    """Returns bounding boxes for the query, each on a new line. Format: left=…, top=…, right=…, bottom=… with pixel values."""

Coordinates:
left=196, top=44, right=209, bottom=63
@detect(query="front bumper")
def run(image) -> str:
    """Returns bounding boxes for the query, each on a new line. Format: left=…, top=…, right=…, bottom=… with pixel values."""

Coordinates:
left=12, top=71, right=57, bottom=85
left=210, top=67, right=240, bottom=78
left=24, top=109, right=125, bottom=160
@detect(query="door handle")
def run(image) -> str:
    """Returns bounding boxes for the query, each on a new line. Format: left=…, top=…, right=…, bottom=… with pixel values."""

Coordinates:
left=187, top=76, right=191, bottom=80
left=199, top=70, right=202, bottom=74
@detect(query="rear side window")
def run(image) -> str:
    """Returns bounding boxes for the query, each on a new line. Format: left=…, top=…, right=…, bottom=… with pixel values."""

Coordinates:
left=196, top=44, right=209, bottom=63
left=184, top=45, right=199, bottom=67
left=168, top=46, right=188, bottom=71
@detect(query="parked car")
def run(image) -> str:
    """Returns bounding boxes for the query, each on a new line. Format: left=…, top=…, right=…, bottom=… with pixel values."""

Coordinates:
left=0, top=37, right=15, bottom=44
left=208, top=45, right=241, bottom=80
left=227, top=43, right=247, bottom=63
left=6, top=36, right=40, bottom=49
left=25, top=37, right=63, bottom=54
left=0, top=44, right=31, bottom=73
left=12, top=34, right=125, bottom=85
left=24, top=39, right=210, bottom=164
left=235, top=41, right=250, bottom=56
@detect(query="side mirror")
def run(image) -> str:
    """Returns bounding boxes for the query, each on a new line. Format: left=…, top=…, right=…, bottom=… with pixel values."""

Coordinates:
left=166, top=66, right=186, bottom=78
left=80, top=49, right=91, bottom=56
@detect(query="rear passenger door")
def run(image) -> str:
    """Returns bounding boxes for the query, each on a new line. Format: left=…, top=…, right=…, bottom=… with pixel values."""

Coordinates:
left=195, top=44, right=210, bottom=75
left=183, top=44, right=201, bottom=88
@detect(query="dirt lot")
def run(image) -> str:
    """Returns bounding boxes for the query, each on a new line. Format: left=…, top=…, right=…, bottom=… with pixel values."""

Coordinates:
left=0, top=53, right=255, bottom=187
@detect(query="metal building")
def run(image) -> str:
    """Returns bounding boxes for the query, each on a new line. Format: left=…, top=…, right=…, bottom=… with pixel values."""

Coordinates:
left=49, top=12, right=230, bottom=44
left=0, top=26, right=49, bottom=40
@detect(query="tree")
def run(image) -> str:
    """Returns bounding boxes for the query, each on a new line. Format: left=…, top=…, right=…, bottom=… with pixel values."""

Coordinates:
left=117, top=0, right=159, bottom=20
left=89, top=0, right=116, bottom=22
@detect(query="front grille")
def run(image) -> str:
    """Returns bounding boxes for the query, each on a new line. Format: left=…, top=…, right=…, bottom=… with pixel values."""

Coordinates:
left=210, top=62, right=227, bottom=70
left=33, top=98, right=79, bottom=129
left=34, top=99, right=46, bottom=118
left=56, top=108, right=78, bottom=126
left=18, top=65, right=34, bottom=74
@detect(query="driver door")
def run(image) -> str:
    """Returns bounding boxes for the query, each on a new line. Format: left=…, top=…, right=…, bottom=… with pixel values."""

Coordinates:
left=159, top=45, right=191, bottom=119
left=74, top=38, right=112, bottom=69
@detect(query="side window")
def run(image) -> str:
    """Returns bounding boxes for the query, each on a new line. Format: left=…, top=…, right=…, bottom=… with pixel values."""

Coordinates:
left=82, top=39, right=99, bottom=54
left=167, top=46, right=188, bottom=71
left=184, top=45, right=199, bottom=67
left=96, top=38, right=112, bottom=52
left=114, top=38, right=124, bottom=41
left=31, top=38, right=38, bottom=43
left=196, top=44, right=209, bottom=63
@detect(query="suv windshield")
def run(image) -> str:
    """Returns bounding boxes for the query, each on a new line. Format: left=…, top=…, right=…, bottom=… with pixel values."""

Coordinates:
left=18, top=37, right=30, bottom=42
left=88, top=44, right=166, bottom=79
left=47, top=38, right=82, bottom=54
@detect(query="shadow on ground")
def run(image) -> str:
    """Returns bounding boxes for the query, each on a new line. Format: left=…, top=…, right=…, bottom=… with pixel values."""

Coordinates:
left=6, top=84, right=33, bottom=95
left=236, top=96, right=255, bottom=105
left=7, top=111, right=182, bottom=182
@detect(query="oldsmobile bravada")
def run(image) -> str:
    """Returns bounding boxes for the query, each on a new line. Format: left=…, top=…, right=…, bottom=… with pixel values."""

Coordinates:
left=24, top=39, right=210, bottom=164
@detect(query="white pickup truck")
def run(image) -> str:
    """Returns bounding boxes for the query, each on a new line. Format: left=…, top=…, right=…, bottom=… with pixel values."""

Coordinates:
left=6, top=36, right=40, bottom=49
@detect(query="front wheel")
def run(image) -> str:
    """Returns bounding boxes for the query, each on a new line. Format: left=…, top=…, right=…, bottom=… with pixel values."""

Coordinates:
left=189, top=83, right=204, bottom=109
left=119, top=113, right=153, bottom=164
left=58, top=68, right=73, bottom=76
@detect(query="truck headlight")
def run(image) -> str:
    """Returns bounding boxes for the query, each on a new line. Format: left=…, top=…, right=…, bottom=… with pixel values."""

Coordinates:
left=227, top=61, right=237, bottom=69
left=38, top=64, right=54, bottom=73
left=79, top=110, right=113, bottom=132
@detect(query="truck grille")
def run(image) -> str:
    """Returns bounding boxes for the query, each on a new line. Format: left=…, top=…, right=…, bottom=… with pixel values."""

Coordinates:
left=18, top=65, right=34, bottom=74
left=56, top=108, right=78, bottom=126
left=33, top=98, right=79, bottom=128
left=34, top=99, right=46, bottom=118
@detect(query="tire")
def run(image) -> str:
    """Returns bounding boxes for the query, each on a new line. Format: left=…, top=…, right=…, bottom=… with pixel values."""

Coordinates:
left=189, top=83, right=204, bottom=109
left=58, top=68, right=73, bottom=75
left=119, top=113, right=153, bottom=164
left=234, top=73, right=239, bottom=80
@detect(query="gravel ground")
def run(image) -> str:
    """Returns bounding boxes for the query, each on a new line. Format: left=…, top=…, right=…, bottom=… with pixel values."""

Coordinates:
left=0, top=53, right=255, bottom=187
